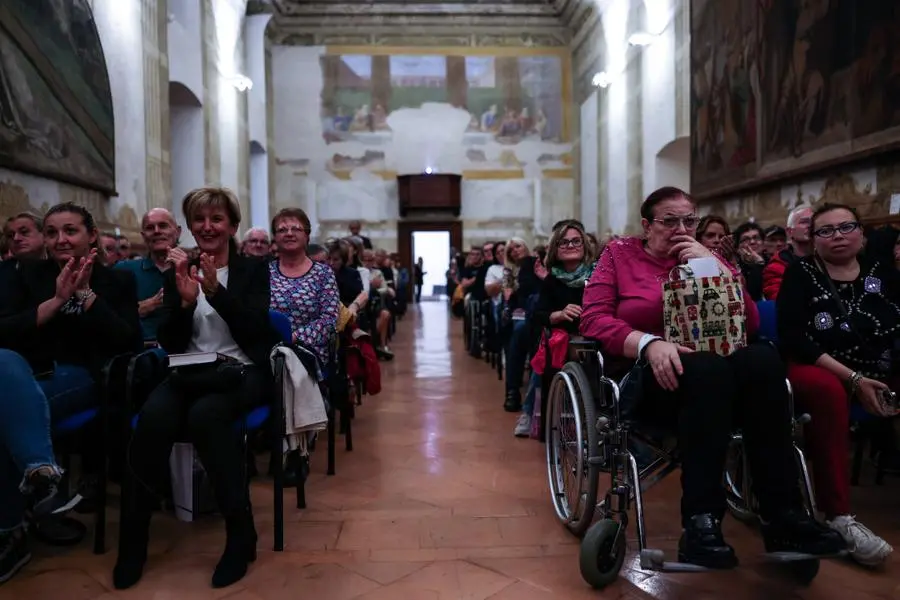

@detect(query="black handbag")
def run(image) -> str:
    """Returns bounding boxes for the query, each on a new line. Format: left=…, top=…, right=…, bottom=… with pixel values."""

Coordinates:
left=169, top=361, right=247, bottom=397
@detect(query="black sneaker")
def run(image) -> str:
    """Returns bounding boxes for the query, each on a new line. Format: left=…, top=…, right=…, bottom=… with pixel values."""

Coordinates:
left=503, top=391, right=521, bottom=413
left=0, top=528, right=31, bottom=585
left=677, top=514, right=738, bottom=569
left=24, top=470, right=82, bottom=519
left=760, top=509, right=847, bottom=557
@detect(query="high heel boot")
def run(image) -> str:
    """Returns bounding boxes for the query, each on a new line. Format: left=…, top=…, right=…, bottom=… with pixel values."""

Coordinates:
left=112, top=511, right=151, bottom=589
left=212, top=509, right=258, bottom=588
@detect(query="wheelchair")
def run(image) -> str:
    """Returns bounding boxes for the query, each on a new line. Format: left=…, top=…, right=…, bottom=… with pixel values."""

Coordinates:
left=544, top=340, right=820, bottom=589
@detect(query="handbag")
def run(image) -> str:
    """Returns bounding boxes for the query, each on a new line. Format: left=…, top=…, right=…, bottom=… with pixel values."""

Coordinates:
left=169, top=360, right=246, bottom=397
left=662, top=264, right=747, bottom=356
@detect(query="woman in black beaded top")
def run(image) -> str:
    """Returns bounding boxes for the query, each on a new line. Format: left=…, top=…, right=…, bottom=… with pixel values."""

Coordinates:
left=776, top=202, right=896, bottom=566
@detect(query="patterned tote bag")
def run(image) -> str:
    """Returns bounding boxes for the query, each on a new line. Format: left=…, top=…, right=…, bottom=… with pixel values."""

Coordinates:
left=662, top=265, right=747, bottom=357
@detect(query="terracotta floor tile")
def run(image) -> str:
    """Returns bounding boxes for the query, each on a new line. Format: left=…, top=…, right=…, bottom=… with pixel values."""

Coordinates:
left=4, top=302, right=900, bottom=600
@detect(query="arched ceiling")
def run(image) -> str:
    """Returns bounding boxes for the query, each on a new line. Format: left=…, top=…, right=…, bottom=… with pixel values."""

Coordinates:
left=262, top=0, right=600, bottom=46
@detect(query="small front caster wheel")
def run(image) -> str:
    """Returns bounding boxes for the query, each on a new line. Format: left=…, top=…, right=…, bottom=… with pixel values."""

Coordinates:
left=579, top=519, right=626, bottom=589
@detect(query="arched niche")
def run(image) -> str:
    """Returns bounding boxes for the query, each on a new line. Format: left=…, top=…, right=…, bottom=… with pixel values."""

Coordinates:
left=169, top=81, right=204, bottom=244
left=655, top=135, right=690, bottom=192
left=0, top=0, right=115, bottom=194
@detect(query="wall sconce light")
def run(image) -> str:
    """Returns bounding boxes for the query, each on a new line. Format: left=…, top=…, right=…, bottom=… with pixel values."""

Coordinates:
left=591, top=71, right=613, bottom=88
left=229, top=75, right=253, bottom=92
left=628, top=31, right=658, bottom=46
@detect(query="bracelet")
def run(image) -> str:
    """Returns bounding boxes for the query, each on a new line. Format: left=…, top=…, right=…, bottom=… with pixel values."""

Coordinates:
left=637, top=333, right=662, bottom=360
left=847, top=371, right=862, bottom=395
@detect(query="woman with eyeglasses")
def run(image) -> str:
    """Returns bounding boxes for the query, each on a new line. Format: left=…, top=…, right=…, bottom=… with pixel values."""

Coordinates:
left=579, top=186, right=844, bottom=569
left=776, top=203, right=895, bottom=566
left=269, top=209, right=340, bottom=366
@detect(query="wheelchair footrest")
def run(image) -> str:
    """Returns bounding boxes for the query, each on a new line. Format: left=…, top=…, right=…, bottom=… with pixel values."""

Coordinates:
left=639, top=549, right=709, bottom=572
left=762, top=550, right=846, bottom=563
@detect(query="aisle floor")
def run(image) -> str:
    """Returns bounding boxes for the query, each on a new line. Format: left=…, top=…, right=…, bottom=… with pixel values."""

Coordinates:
left=3, top=302, right=899, bottom=599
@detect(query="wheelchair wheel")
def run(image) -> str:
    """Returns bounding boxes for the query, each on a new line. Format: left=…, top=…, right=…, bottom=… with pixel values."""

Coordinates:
left=579, top=519, right=626, bottom=589
left=546, top=361, right=601, bottom=537
left=724, top=436, right=756, bottom=523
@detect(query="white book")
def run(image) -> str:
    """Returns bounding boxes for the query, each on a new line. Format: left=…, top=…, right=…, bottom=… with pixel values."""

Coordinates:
left=167, top=352, right=227, bottom=368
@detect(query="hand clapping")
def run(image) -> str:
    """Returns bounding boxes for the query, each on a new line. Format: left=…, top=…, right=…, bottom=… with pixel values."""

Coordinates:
left=191, top=253, right=220, bottom=296
left=54, top=250, right=97, bottom=301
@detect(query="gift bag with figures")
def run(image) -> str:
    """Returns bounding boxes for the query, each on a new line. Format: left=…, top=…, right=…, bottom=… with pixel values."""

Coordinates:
left=662, top=265, right=747, bottom=357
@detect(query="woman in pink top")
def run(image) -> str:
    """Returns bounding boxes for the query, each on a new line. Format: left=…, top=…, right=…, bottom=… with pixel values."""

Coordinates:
left=579, top=187, right=844, bottom=570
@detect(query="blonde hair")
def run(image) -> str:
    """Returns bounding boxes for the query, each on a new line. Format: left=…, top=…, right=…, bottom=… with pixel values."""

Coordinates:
left=504, top=236, right=530, bottom=270
left=181, top=187, right=242, bottom=227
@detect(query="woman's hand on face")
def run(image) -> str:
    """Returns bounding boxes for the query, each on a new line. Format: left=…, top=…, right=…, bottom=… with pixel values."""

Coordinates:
left=738, top=247, right=765, bottom=265
left=857, top=377, right=895, bottom=417
left=670, top=235, right=713, bottom=262
left=644, top=340, right=694, bottom=391
left=191, top=253, right=220, bottom=296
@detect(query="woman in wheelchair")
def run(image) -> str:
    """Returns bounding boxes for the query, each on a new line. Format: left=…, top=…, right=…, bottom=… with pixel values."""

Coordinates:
left=579, top=187, right=845, bottom=569
left=0, top=203, right=140, bottom=582
left=776, top=203, right=895, bottom=566
left=114, top=188, right=278, bottom=590
left=517, top=220, right=595, bottom=437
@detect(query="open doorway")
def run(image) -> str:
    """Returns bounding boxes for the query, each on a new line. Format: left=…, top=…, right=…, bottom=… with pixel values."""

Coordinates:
left=398, top=220, right=463, bottom=303
left=412, top=231, right=450, bottom=300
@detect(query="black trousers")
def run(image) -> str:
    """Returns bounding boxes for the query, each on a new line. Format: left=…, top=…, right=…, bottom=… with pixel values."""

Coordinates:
left=126, top=366, right=269, bottom=518
left=638, top=343, right=802, bottom=525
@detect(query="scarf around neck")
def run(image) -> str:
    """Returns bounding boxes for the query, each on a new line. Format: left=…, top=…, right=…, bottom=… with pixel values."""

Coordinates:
left=552, top=262, right=593, bottom=288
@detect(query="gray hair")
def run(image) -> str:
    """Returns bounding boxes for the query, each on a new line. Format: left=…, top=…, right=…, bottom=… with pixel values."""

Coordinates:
left=786, top=205, right=812, bottom=228
left=243, top=227, right=269, bottom=242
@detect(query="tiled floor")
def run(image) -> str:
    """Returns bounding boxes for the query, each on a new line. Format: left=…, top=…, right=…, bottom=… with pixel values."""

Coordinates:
left=4, top=301, right=900, bottom=599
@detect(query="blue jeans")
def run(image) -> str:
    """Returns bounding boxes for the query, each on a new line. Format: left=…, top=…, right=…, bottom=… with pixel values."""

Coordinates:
left=522, top=371, right=541, bottom=416
left=0, top=350, right=95, bottom=531
left=505, top=319, right=530, bottom=396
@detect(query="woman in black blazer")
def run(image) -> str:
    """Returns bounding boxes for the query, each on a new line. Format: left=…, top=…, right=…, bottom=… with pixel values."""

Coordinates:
left=0, top=202, right=140, bottom=582
left=114, top=188, right=277, bottom=591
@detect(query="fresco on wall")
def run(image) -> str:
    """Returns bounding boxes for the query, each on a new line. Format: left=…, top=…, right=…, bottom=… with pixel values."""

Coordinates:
left=319, top=51, right=568, bottom=174
left=0, top=0, right=114, bottom=193
left=689, top=0, right=760, bottom=197
left=691, top=0, right=900, bottom=199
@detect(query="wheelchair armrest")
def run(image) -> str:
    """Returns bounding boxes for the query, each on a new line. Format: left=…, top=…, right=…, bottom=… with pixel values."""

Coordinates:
left=101, top=352, right=136, bottom=406
left=568, top=338, right=603, bottom=354
left=125, top=348, right=169, bottom=416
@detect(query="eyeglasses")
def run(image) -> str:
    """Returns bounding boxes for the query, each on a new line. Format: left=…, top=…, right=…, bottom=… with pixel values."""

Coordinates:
left=653, top=215, right=699, bottom=229
left=558, top=238, right=583, bottom=249
left=274, top=226, right=307, bottom=236
left=814, top=221, right=861, bottom=238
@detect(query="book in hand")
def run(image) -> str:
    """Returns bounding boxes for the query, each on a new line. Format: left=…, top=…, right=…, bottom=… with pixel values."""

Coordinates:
left=167, top=352, right=237, bottom=368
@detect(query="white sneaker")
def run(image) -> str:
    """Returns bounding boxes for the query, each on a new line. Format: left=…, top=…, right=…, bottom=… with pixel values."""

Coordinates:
left=514, top=414, right=531, bottom=438
left=827, top=515, right=893, bottom=566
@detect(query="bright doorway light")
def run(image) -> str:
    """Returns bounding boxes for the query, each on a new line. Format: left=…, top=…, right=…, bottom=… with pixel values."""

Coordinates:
left=412, top=230, right=451, bottom=300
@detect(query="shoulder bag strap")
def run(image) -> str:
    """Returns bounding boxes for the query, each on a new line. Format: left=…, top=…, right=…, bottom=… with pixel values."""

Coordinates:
left=814, top=255, right=865, bottom=345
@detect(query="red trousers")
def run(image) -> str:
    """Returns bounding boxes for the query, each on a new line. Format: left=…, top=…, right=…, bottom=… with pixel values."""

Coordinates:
left=787, top=364, right=850, bottom=518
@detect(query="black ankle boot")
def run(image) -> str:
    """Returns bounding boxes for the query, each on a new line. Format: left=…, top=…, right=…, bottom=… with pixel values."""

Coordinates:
left=677, top=514, right=737, bottom=569
left=113, top=513, right=151, bottom=590
left=212, top=510, right=258, bottom=588
left=503, top=391, right=521, bottom=413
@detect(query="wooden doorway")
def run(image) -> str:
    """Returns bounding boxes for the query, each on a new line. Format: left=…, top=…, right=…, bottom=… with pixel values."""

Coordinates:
left=398, top=220, right=463, bottom=301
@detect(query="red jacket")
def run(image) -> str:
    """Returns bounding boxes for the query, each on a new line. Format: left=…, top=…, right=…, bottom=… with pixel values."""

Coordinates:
left=762, top=248, right=797, bottom=300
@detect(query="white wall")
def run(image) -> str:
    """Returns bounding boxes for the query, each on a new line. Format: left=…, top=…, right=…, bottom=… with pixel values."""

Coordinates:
left=168, top=0, right=203, bottom=104
left=578, top=0, right=689, bottom=235
left=170, top=104, right=205, bottom=244
left=580, top=90, right=598, bottom=232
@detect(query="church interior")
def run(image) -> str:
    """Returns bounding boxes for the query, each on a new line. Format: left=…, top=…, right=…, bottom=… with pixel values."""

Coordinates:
left=1, top=0, right=899, bottom=598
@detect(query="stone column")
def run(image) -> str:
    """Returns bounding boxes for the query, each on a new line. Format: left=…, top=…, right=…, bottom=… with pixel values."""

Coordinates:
left=143, top=0, right=170, bottom=211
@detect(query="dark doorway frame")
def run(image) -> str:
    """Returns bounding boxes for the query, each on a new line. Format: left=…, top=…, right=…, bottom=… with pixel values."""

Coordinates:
left=397, top=220, right=463, bottom=302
